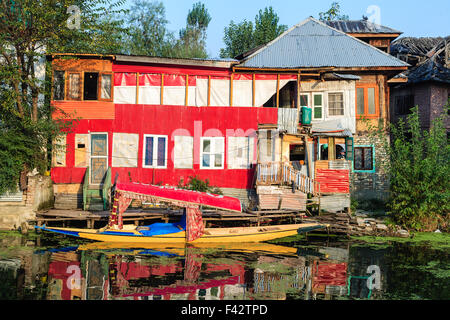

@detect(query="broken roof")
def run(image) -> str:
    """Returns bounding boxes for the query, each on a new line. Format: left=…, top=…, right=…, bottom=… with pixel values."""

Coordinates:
left=390, top=36, right=450, bottom=84
left=237, top=17, right=409, bottom=70
left=324, top=19, right=402, bottom=35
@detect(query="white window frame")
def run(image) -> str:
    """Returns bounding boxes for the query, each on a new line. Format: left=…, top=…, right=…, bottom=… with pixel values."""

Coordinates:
left=327, top=91, right=345, bottom=117
left=312, top=92, right=324, bottom=120
left=143, top=134, right=168, bottom=169
left=299, top=93, right=311, bottom=107
left=89, top=132, right=109, bottom=185
left=200, top=137, right=225, bottom=169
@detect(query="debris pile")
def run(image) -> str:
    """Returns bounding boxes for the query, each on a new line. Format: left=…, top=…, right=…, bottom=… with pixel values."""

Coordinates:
left=306, top=212, right=411, bottom=238
left=390, top=36, right=450, bottom=84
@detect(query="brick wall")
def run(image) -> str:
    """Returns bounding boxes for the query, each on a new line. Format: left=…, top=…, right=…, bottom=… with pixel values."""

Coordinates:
left=390, top=82, right=450, bottom=131
left=430, top=83, right=450, bottom=131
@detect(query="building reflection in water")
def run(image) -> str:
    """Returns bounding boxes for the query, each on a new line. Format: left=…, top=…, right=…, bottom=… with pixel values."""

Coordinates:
left=0, top=241, right=387, bottom=300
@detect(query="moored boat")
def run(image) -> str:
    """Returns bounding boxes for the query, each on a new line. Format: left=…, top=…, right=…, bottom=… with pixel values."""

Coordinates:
left=36, top=182, right=327, bottom=243
left=36, top=222, right=326, bottom=243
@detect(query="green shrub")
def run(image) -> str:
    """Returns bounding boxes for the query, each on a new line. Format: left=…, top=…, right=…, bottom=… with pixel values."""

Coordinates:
left=368, top=104, right=449, bottom=231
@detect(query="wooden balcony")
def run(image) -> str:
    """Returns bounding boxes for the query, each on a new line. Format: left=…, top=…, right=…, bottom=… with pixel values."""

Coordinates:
left=256, top=162, right=320, bottom=196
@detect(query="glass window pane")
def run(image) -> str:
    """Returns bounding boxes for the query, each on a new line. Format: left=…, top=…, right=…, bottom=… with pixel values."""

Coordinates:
left=202, top=154, right=210, bottom=168
left=203, top=139, right=211, bottom=152
left=91, top=134, right=107, bottom=157
left=145, top=137, right=153, bottom=166
left=214, top=138, right=223, bottom=153
left=157, top=137, right=166, bottom=167
left=68, top=73, right=81, bottom=100
left=314, top=94, right=322, bottom=106
left=53, top=71, right=65, bottom=100
left=314, top=107, right=322, bottom=119
left=368, top=88, right=376, bottom=115
left=354, top=148, right=363, bottom=170
left=300, top=95, right=309, bottom=107
left=214, top=154, right=223, bottom=167
left=328, top=93, right=344, bottom=116
left=101, top=74, right=112, bottom=100
left=357, top=88, right=365, bottom=115
left=364, top=148, right=373, bottom=170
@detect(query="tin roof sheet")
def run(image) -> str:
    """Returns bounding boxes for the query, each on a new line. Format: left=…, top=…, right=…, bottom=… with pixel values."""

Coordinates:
left=324, top=20, right=402, bottom=34
left=239, top=17, right=409, bottom=69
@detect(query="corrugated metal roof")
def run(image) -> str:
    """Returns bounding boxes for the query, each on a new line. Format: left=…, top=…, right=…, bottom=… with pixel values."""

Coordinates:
left=239, top=17, right=409, bottom=69
left=324, top=20, right=402, bottom=34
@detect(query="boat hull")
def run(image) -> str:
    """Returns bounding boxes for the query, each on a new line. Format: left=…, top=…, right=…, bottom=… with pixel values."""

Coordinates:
left=36, top=223, right=327, bottom=244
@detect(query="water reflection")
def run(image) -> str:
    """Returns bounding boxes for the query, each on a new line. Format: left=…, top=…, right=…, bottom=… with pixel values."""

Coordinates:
left=0, top=234, right=448, bottom=300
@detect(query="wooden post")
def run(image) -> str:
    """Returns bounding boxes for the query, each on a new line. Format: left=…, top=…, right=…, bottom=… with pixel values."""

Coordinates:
left=185, top=74, right=189, bottom=106
left=297, top=72, right=301, bottom=124
left=230, top=73, right=234, bottom=106
left=160, top=73, right=164, bottom=105
left=136, top=72, right=140, bottom=104
left=207, top=75, right=211, bottom=106
left=276, top=74, right=280, bottom=108
left=252, top=73, right=256, bottom=107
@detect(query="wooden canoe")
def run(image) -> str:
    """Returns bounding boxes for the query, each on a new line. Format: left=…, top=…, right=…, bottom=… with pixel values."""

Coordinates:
left=36, top=223, right=327, bottom=244
left=77, top=241, right=299, bottom=256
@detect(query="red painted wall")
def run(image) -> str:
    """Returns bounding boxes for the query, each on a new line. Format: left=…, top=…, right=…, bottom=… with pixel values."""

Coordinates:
left=315, top=169, right=350, bottom=194
left=51, top=105, right=278, bottom=189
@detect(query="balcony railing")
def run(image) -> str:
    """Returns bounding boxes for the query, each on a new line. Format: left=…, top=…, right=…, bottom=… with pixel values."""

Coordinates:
left=256, top=162, right=320, bottom=195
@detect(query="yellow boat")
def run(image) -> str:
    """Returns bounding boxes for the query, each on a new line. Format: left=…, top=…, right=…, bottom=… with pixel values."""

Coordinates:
left=36, top=222, right=327, bottom=244
left=36, top=182, right=327, bottom=244
left=77, top=241, right=299, bottom=256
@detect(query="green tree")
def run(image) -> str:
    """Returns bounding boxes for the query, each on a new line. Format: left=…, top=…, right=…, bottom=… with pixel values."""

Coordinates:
left=124, top=0, right=176, bottom=57
left=318, top=2, right=349, bottom=21
left=253, top=7, right=288, bottom=47
left=220, top=20, right=254, bottom=59
left=0, top=0, right=125, bottom=194
left=175, top=2, right=212, bottom=59
left=368, top=104, right=450, bottom=232
left=220, top=6, right=287, bottom=58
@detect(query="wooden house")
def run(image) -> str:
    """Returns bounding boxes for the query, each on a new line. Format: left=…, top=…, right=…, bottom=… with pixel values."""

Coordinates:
left=49, top=18, right=408, bottom=213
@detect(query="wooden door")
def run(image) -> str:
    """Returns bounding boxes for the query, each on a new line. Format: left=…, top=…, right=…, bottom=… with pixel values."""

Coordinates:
left=90, top=133, right=108, bottom=184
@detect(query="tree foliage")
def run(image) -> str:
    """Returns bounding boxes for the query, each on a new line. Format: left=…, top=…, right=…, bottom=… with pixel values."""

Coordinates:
left=220, top=6, right=287, bottom=58
left=124, top=0, right=176, bottom=57
left=124, top=1, right=211, bottom=59
left=318, top=2, right=349, bottom=21
left=0, top=0, right=125, bottom=193
left=175, top=2, right=211, bottom=59
left=368, top=104, right=450, bottom=231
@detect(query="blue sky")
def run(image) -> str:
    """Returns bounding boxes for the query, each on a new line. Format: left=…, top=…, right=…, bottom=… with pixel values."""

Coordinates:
left=131, top=0, right=450, bottom=58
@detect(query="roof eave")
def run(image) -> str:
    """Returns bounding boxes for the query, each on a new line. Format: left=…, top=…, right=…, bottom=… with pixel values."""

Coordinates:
left=115, top=55, right=238, bottom=69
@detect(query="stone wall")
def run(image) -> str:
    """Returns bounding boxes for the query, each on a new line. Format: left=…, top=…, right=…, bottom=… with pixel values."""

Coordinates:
left=0, top=174, right=53, bottom=230
left=350, top=133, right=390, bottom=202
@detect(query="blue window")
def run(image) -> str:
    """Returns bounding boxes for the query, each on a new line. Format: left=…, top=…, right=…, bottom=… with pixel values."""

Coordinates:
left=143, top=135, right=167, bottom=168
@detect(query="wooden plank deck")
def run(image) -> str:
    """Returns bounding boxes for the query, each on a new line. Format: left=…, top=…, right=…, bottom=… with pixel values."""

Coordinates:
left=33, top=207, right=307, bottom=228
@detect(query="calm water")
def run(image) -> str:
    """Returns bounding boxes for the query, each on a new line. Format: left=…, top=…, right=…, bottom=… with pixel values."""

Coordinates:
left=0, top=231, right=448, bottom=300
